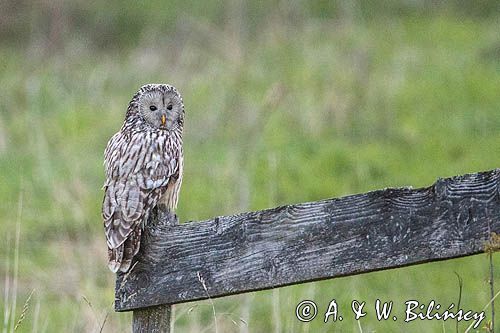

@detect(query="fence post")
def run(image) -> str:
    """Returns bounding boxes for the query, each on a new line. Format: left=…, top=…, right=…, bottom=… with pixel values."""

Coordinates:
left=133, top=305, right=171, bottom=333
left=120, top=209, right=177, bottom=333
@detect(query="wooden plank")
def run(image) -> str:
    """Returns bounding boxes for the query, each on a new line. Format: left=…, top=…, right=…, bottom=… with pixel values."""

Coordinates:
left=116, top=168, right=500, bottom=311
left=132, top=304, right=171, bottom=333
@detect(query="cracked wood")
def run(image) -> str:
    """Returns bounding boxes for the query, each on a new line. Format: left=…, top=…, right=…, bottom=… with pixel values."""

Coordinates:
left=116, top=168, right=500, bottom=311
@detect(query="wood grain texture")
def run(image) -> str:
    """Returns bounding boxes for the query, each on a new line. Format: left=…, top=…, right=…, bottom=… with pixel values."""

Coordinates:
left=116, top=169, right=500, bottom=311
left=132, top=304, right=171, bottom=333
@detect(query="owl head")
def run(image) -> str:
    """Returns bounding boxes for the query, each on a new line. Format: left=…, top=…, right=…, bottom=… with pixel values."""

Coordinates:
left=127, top=84, right=184, bottom=131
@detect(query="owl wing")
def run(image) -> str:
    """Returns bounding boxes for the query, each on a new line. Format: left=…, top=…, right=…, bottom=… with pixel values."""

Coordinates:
left=102, top=131, right=179, bottom=272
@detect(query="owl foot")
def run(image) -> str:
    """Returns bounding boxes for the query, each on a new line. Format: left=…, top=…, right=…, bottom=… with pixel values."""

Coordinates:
left=157, top=205, right=179, bottom=226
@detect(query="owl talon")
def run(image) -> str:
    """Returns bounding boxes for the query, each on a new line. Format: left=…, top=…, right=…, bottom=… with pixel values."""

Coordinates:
left=156, top=206, right=178, bottom=226
left=164, top=212, right=179, bottom=226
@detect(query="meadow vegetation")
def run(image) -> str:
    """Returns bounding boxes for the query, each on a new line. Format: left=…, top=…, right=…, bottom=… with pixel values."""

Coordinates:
left=1, top=1, right=500, bottom=331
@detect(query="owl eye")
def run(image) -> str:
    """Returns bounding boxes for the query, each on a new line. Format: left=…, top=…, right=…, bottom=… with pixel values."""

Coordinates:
left=167, top=104, right=173, bottom=110
left=149, top=105, right=157, bottom=111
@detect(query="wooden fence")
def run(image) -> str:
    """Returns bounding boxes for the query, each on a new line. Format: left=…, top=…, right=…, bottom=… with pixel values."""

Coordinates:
left=115, top=168, right=500, bottom=332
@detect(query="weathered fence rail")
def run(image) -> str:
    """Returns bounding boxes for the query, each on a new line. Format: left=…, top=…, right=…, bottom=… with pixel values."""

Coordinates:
left=116, top=168, right=500, bottom=332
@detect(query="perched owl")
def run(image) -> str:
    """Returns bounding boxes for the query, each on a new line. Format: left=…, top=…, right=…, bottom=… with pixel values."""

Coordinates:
left=102, top=84, right=184, bottom=273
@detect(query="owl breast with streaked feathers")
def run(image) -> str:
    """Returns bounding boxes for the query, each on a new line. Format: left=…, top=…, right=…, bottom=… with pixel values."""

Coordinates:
left=102, top=84, right=184, bottom=273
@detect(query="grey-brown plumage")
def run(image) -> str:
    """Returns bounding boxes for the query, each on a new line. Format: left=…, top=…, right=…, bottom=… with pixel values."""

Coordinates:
left=102, top=84, right=184, bottom=273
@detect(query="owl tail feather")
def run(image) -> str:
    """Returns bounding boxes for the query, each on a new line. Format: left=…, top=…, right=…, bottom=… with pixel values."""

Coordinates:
left=107, top=229, right=142, bottom=273
left=108, top=245, right=124, bottom=273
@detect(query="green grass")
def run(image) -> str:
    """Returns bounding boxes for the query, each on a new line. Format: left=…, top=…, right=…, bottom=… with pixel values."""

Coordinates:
left=1, top=1, right=500, bottom=332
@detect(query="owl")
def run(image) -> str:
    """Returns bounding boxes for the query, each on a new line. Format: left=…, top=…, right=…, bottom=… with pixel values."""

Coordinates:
left=102, top=84, right=184, bottom=273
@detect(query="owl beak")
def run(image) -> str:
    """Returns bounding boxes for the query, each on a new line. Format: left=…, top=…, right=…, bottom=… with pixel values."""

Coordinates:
left=161, top=114, right=166, bottom=126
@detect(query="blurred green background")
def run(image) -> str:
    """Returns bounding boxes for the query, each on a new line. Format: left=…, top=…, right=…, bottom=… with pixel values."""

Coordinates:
left=1, top=0, right=500, bottom=332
